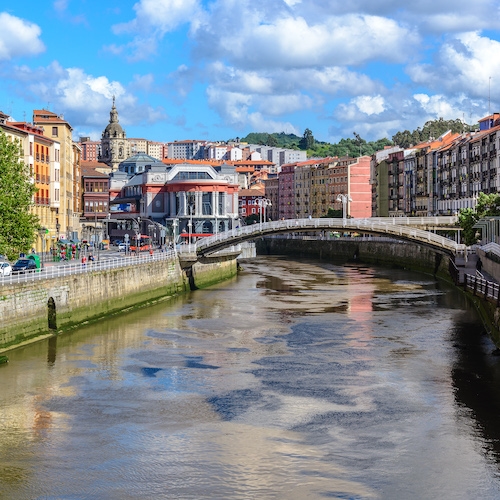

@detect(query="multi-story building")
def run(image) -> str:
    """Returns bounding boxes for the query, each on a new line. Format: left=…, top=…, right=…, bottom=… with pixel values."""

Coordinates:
left=33, top=109, right=81, bottom=241
left=108, top=160, right=239, bottom=243
left=263, top=176, right=279, bottom=221
left=167, top=140, right=207, bottom=160
left=246, top=144, right=307, bottom=173
left=238, top=189, right=265, bottom=220
left=146, top=141, right=165, bottom=160
left=279, top=155, right=371, bottom=220
left=128, top=138, right=165, bottom=160
left=279, top=163, right=296, bottom=219
left=0, top=112, right=62, bottom=252
left=79, top=137, right=100, bottom=161
left=371, top=114, right=500, bottom=217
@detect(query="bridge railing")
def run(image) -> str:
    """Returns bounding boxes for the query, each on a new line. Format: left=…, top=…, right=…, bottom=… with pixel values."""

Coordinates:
left=0, top=249, right=178, bottom=286
left=196, top=218, right=465, bottom=255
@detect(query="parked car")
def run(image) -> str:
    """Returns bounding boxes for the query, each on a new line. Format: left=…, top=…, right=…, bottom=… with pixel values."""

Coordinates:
left=0, top=262, right=12, bottom=276
left=118, top=243, right=129, bottom=252
left=12, top=258, right=38, bottom=274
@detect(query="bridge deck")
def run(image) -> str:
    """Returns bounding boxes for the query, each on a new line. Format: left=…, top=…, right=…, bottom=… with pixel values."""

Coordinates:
left=193, top=217, right=466, bottom=257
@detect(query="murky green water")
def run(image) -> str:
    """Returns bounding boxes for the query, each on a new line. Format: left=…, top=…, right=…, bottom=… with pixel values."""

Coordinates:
left=1, top=257, right=500, bottom=499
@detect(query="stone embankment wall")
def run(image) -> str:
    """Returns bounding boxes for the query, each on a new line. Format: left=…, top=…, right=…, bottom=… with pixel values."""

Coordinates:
left=257, top=237, right=451, bottom=279
left=0, top=256, right=237, bottom=352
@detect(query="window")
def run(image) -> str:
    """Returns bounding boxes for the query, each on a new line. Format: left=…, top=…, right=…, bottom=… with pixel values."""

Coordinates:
left=52, top=127, right=58, bottom=137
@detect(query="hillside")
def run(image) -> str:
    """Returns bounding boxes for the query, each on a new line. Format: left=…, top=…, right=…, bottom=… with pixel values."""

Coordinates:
left=234, top=118, right=475, bottom=158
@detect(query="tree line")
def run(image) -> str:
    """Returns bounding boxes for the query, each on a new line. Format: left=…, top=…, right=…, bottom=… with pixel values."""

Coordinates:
left=234, top=117, right=476, bottom=157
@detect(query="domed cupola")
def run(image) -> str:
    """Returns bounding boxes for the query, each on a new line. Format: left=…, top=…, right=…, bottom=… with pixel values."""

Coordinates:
left=99, top=96, right=131, bottom=171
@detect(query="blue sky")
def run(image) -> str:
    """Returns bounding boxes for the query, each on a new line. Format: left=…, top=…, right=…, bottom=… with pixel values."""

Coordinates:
left=1, top=0, right=500, bottom=145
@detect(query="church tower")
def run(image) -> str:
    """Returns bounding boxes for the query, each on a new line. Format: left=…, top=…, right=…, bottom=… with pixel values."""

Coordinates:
left=99, top=96, right=131, bottom=171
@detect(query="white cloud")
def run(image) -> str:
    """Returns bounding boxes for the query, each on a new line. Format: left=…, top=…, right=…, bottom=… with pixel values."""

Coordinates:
left=407, top=32, right=500, bottom=101
left=206, top=87, right=252, bottom=128
left=113, top=0, right=200, bottom=33
left=255, top=94, right=313, bottom=116
left=195, top=13, right=419, bottom=69
left=246, top=112, right=300, bottom=135
left=0, top=13, right=45, bottom=61
left=352, top=95, right=386, bottom=115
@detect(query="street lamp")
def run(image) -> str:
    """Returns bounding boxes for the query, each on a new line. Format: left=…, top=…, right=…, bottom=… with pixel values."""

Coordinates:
left=188, top=203, right=194, bottom=245
left=173, top=218, right=178, bottom=245
left=258, top=198, right=272, bottom=229
left=336, top=194, right=352, bottom=226
left=188, top=219, right=192, bottom=246
left=38, top=227, right=47, bottom=268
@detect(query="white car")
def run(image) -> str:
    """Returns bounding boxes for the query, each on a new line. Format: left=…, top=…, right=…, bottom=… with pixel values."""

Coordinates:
left=118, top=243, right=129, bottom=252
left=0, top=262, right=12, bottom=276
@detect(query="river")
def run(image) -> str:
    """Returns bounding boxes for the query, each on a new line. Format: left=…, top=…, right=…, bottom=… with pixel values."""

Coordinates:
left=1, top=256, right=500, bottom=499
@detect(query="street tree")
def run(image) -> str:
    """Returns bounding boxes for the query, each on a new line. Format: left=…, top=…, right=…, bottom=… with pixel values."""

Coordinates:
left=0, top=130, right=39, bottom=260
left=458, top=192, right=500, bottom=245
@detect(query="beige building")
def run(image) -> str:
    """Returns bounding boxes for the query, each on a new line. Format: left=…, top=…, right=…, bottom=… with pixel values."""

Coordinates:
left=33, top=109, right=81, bottom=241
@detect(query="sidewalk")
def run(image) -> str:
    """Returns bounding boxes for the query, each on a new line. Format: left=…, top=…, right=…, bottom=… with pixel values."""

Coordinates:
left=455, top=252, right=498, bottom=284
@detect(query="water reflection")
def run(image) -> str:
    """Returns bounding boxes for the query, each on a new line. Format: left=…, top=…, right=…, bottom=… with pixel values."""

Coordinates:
left=0, top=256, right=499, bottom=499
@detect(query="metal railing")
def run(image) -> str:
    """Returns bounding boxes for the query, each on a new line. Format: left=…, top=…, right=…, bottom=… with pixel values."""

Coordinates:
left=449, top=259, right=500, bottom=305
left=464, top=273, right=500, bottom=305
left=196, top=218, right=466, bottom=256
left=0, top=249, right=178, bottom=286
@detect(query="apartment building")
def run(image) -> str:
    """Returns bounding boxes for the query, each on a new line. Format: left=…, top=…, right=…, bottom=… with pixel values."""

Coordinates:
left=276, top=155, right=371, bottom=220
left=33, top=109, right=81, bottom=240
left=238, top=188, right=265, bottom=219
left=79, top=138, right=100, bottom=161
left=167, top=140, right=206, bottom=160
left=371, top=114, right=500, bottom=217
left=0, top=112, right=62, bottom=252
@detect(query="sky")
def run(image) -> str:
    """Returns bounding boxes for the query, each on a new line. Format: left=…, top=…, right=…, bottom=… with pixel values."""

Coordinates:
left=1, top=1, right=500, bottom=145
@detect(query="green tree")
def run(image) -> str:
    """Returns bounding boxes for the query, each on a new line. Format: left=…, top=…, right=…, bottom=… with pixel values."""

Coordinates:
left=321, top=208, right=342, bottom=218
left=245, top=213, right=260, bottom=225
left=0, top=130, right=39, bottom=260
left=299, top=128, right=315, bottom=150
left=266, top=134, right=278, bottom=147
left=458, top=192, right=500, bottom=245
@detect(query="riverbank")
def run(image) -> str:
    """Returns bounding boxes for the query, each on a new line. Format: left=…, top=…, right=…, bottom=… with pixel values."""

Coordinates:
left=0, top=255, right=237, bottom=353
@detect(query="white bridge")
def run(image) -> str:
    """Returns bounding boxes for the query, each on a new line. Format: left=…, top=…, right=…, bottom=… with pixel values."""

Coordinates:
left=186, top=216, right=466, bottom=257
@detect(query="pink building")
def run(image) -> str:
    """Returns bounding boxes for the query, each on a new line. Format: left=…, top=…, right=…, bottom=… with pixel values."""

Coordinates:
left=342, top=156, right=372, bottom=218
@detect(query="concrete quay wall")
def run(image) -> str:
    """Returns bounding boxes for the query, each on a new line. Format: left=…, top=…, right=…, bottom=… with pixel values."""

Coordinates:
left=256, top=237, right=452, bottom=279
left=0, top=256, right=237, bottom=352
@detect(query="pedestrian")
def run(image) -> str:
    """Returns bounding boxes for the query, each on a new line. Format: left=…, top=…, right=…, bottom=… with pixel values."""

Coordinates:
left=476, top=258, right=482, bottom=272
left=81, top=255, right=87, bottom=267
left=89, top=254, right=95, bottom=262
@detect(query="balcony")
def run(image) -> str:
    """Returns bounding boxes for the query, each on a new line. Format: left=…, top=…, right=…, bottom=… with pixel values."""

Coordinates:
left=34, top=197, right=50, bottom=206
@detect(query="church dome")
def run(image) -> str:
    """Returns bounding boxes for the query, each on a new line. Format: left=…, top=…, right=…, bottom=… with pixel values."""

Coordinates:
left=102, top=97, right=125, bottom=138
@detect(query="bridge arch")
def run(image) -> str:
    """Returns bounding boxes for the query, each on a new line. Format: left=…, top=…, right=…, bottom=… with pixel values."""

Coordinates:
left=194, top=218, right=465, bottom=258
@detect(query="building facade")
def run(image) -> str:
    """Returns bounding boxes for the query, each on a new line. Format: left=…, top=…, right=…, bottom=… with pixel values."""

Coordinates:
left=33, top=109, right=80, bottom=241
left=108, top=160, right=240, bottom=244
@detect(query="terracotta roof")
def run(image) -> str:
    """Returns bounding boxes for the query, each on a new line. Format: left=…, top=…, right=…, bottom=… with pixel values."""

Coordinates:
left=81, top=161, right=111, bottom=177
left=239, top=188, right=265, bottom=196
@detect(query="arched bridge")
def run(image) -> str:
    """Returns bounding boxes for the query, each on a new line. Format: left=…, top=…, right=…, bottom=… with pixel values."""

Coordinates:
left=191, top=217, right=465, bottom=258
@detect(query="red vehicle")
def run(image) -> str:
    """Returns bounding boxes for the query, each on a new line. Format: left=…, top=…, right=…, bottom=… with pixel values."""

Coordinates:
left=129, top=235, right=152, bottom=252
